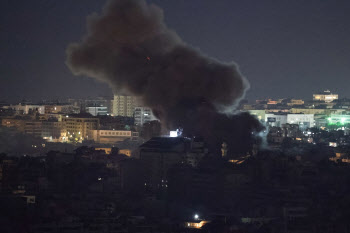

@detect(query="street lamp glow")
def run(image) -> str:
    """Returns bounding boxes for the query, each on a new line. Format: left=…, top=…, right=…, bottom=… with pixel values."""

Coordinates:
left=194, top=214, right=199, bottom=220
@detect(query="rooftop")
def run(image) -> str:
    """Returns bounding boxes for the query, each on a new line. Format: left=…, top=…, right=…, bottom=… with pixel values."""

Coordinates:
left=140, top=137, right=190, bottom=150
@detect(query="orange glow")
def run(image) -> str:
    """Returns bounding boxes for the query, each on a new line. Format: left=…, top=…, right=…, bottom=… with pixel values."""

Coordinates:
left=185, top=221, right=210, bottom=229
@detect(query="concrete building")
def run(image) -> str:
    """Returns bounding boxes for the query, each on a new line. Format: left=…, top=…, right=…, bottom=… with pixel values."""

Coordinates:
left=287, top=114, right=315, bottom=130
left=44, top=104, right=79, bottom=114
left=62, top=115, right=99, bottom=140
left=287, top=99, right=304, bottom=106
left=290, top=108, right=346, bottom=115
left=43, top=113, right=64, bottom=122
left=112, top=95, right=141, bottom=117
left=264, top=113, right=315, bottom=130
left=1, top=118, right=26, bottom=132
left=86, top=106, right=108, bottom=116
left=139, top=137, right=190, bottom=189
left=24, top=121, right=42, bottom=138
left=314, top=115, right=328, bottom=128
left=134, top=107, right=157, bottom=126
left=88, top=129, right=139, bottom=144
left=313, top=90, right=338, bottom=102
left=67, top=97, right=113, bottom=114
left=42, top=120, right=63, bottom=140
left=265, top=114, right=288, bottom=127
left=10, top=104, right=45, bottom=115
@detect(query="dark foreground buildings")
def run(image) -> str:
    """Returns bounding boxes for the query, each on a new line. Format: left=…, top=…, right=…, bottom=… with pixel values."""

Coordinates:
left=1, top=133, right=350, bottom=233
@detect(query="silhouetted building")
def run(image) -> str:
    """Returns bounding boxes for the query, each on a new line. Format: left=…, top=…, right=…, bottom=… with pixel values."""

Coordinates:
left=139, top=137, right=190, bottom=190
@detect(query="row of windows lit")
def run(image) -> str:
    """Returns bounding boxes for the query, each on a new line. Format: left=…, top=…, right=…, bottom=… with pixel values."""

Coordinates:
left=100, top=131, right=131, bottom=136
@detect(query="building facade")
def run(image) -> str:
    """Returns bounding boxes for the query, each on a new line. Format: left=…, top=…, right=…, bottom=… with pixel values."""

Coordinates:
left=265, top=114, right=288, bottom=127
left=42, top=120, right=63, bottom=140
left=44, top=105, right=79, bottom=114
left=1, top=118, right=26, bottom=132
left=88, top=130, right=139, bottom=144
left=112, top=95, right=141, bottom=117
left=86, top=106, right=108, bottom=116
left=286, top=114, right=315, bottom=130
left=24, top=121, right=42, bottom=138
left=134, top=107, right=157, bottom=126
left=313, top=90, right=338, bottom=102
left=10, top=104, right=45, bottom=115
left=62, top=116, right=99, bottom=140
left=287, top=99, right=305, bottom=106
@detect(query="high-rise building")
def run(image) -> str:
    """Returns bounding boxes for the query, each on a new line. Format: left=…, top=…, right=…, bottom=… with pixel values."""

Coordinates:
left=134, top=107, right=157, bottom=126
left=112, top=95, right=141, bottom=117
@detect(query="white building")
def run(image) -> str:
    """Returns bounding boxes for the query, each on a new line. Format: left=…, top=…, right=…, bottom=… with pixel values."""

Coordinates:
left=287, top=114, right=315, bottom=130
left=86, top=106, right=108, bottom=116
left=265, top=114, right=287, bottom=127
left=264, top=113, right=315, bottom=130
left=134, top=107, right=157, bottom=126
left=313, top=90, right=338, bottom=103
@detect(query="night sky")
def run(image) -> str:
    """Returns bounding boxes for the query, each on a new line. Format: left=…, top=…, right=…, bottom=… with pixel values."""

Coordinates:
left=1, top=0, right=350, bottom=103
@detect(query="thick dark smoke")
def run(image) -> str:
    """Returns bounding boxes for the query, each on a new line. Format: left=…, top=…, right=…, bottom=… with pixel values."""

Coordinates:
left=66, top=0, right=262, bottom=155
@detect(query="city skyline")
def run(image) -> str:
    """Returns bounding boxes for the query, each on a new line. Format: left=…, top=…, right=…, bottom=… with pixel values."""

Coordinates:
left=1, top=0, right=350, bottom=102
left=2, top=1, right=350, bottom=231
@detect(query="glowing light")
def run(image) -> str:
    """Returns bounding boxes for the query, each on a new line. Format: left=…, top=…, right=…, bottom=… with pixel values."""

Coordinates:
left=170, top=131, right=178, bottom=137
left=194, top=214, right=199, bottom=220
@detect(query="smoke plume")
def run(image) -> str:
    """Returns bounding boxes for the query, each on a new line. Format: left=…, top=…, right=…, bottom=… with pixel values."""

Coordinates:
left=66, top=0, right=262, bottom=155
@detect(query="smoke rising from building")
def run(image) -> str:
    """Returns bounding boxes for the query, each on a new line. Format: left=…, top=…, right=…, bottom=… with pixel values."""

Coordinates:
left=66, top=0, right=262, bottom=155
